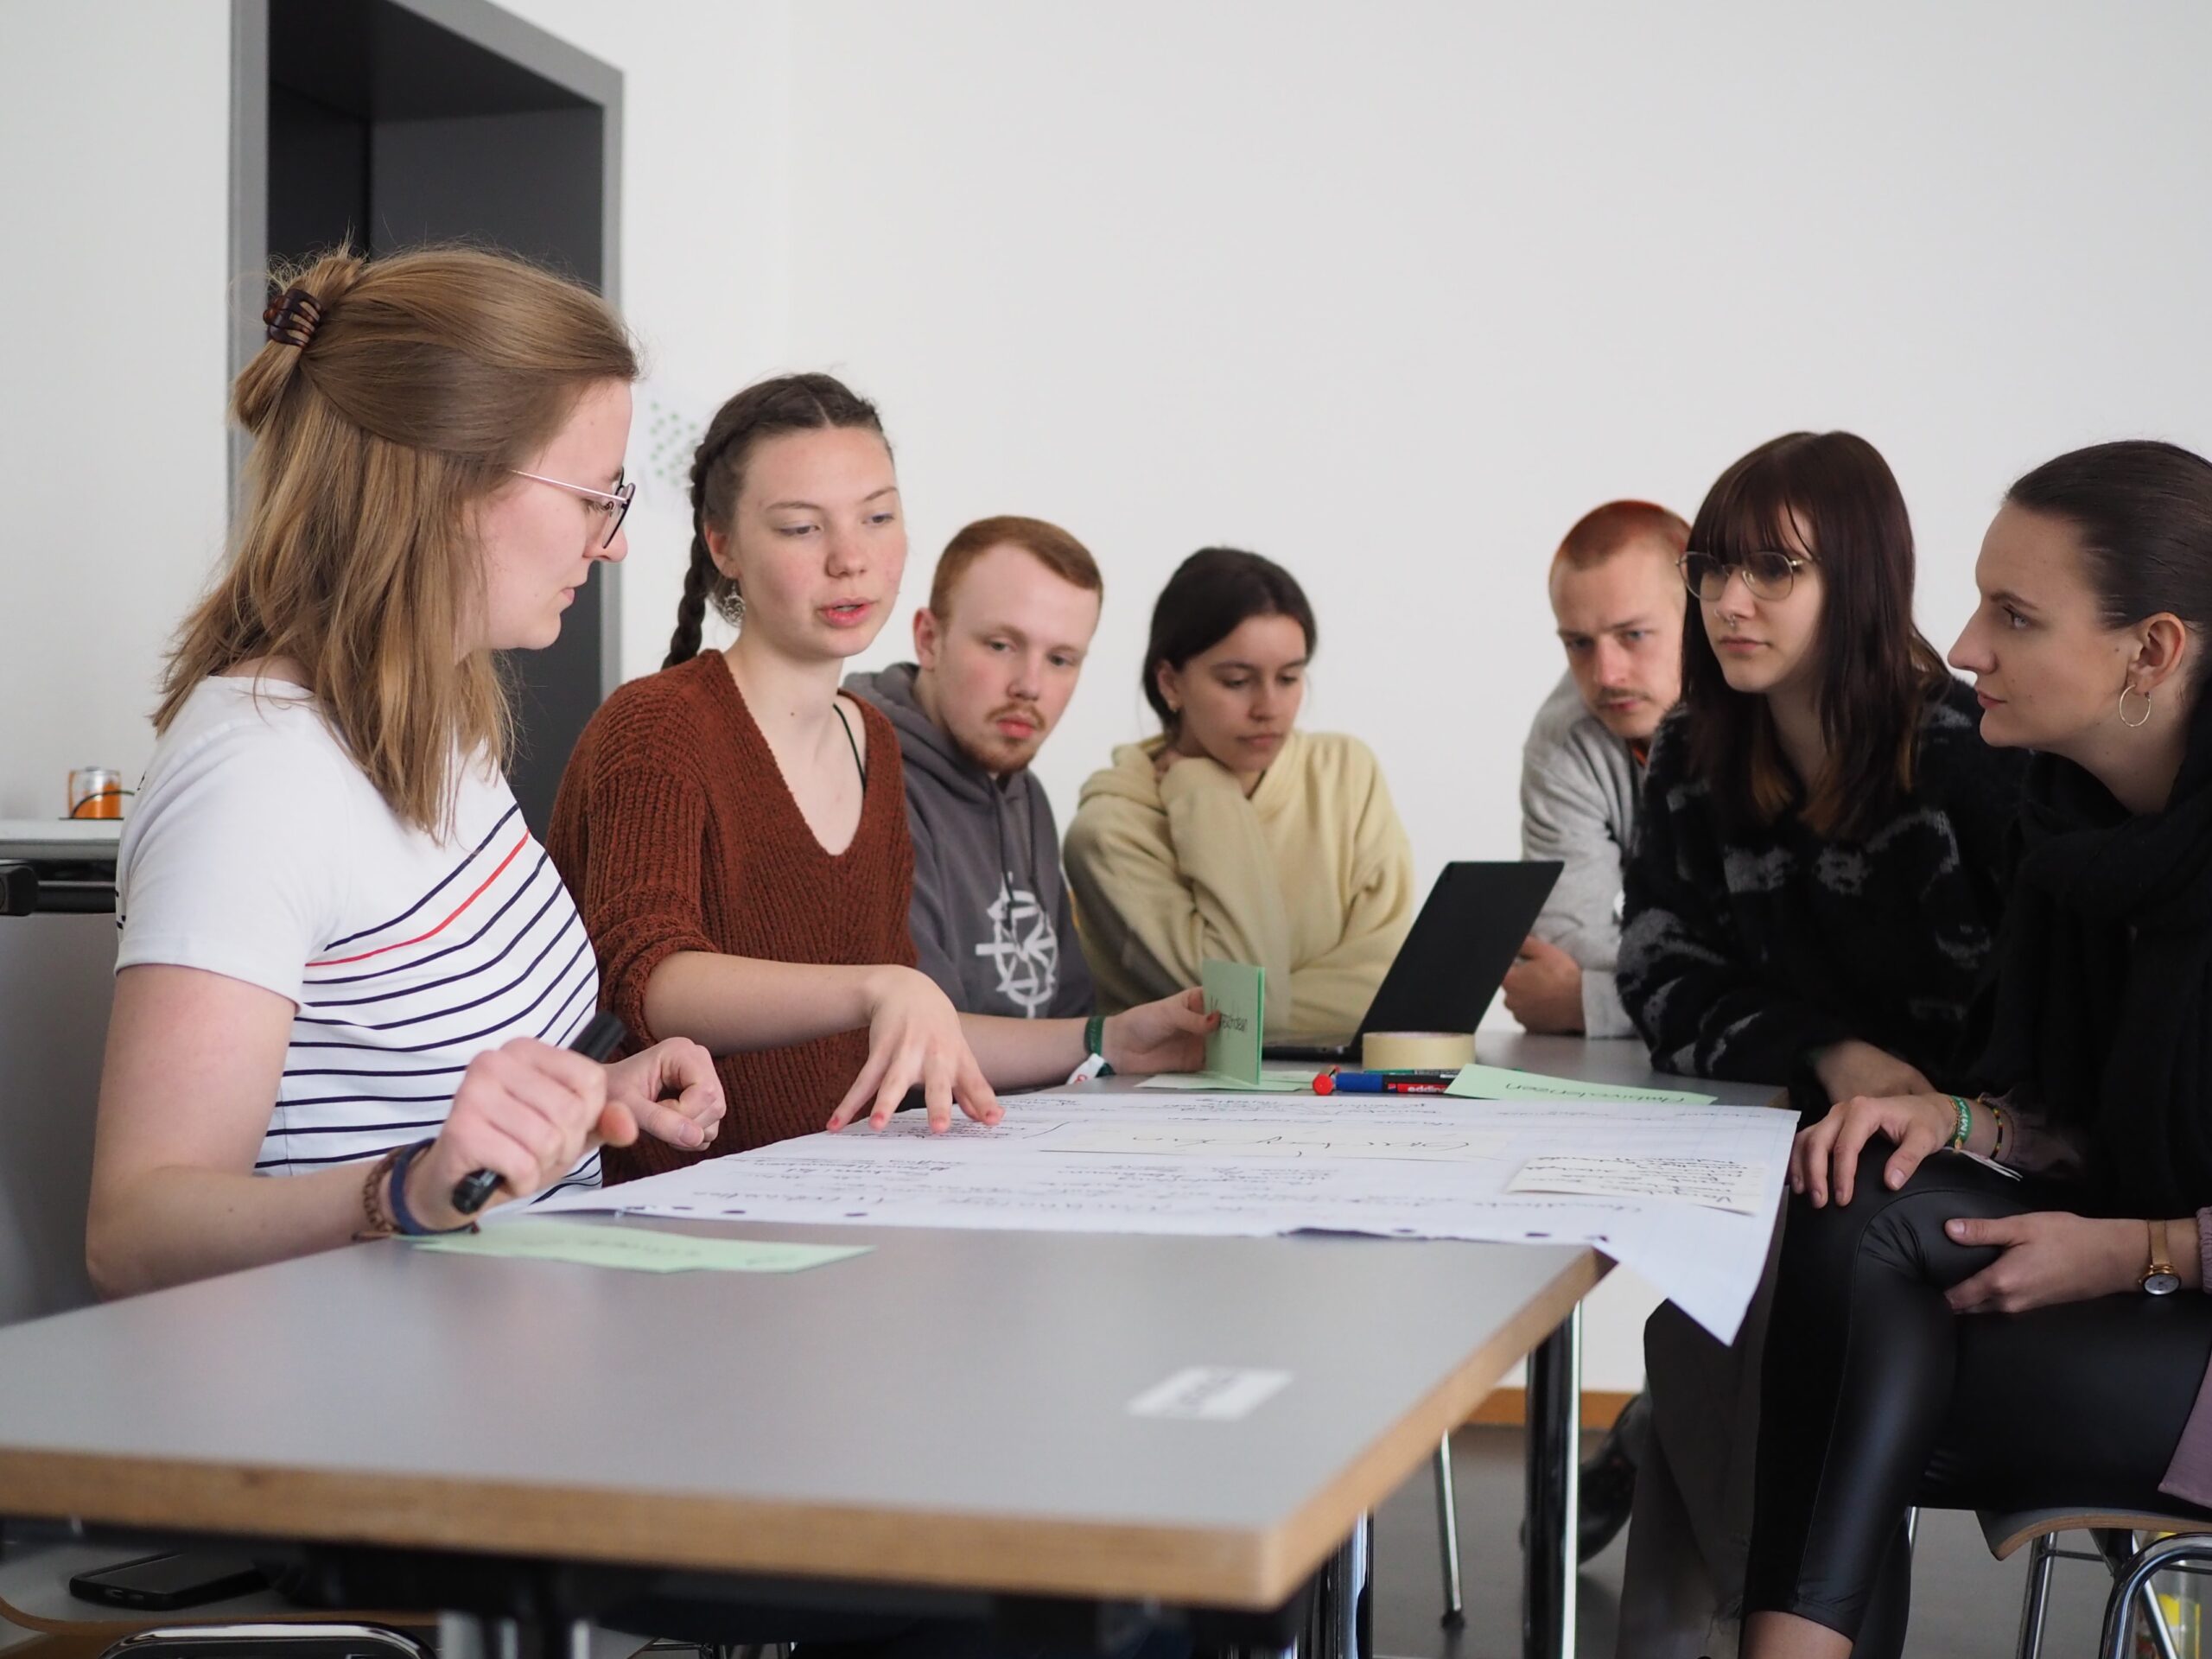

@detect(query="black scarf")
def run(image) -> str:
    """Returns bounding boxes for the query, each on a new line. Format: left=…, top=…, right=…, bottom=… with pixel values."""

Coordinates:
left=1973, top=702, right=2212, bottom=1215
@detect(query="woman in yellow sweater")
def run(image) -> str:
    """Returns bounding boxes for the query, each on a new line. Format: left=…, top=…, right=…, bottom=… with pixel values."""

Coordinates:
left=1065, top=547, right=1417, bottom=1034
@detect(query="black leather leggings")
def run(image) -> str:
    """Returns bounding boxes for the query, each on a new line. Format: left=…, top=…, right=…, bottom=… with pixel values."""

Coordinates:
left=1745, top=1143, right=2212, bottom=1648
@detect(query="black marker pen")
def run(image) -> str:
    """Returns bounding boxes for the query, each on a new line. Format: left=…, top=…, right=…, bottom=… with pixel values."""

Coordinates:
left=450, top=1009, right=629, bottom=1217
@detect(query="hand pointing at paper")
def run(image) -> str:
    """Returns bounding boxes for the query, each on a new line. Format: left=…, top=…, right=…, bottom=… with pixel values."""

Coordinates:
left=823, top=984, right=1217, bottom=1137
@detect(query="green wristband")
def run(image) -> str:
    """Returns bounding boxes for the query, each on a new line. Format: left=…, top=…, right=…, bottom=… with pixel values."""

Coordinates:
left=1084, top=1014, right=1114, bottom=1077
left=1948, top=1094, right=1974, bottom=1152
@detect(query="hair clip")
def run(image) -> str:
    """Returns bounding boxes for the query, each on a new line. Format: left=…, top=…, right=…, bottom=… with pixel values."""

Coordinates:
left=262, top=286, right=323, bottom=349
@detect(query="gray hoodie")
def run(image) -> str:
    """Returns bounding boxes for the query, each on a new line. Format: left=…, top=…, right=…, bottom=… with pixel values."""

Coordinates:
left=845, top=663, right=1094, bottom=1019
left=1519, top=670, right=1643, bottom=1038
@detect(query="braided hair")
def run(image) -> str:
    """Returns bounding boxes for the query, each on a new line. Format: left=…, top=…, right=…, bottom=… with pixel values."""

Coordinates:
left=664, top=372, right=888, bottom=668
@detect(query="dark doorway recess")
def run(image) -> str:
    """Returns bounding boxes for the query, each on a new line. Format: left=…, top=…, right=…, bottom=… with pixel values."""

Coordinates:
left=235, top=0, right=624, bottom=835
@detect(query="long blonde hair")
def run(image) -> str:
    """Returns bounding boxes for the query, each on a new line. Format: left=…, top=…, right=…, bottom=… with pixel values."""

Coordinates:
left=161, top=246, right=639, bottom=834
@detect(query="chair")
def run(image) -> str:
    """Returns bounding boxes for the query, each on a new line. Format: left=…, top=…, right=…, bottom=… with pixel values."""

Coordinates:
left=1980, top=1508, right=2212, bottom=1659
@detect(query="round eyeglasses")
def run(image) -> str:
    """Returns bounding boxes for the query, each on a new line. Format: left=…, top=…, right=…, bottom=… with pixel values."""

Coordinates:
left=1677, top=548, right=1816, bottom=603
left=511, top=468, right=636, bottom=550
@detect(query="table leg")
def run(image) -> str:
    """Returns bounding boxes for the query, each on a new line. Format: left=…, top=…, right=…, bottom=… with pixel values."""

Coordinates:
left=1339, top=1518, right=1366, bottom=1659
left=440, top=1612, right=489, bottom=1659
left=438, top=1612, right=584, bottom=1659
left=1434, top=1433, right=1466, bottom=1627
left=1357, top=1511, right=1375, bottom=1659
left=1300, top=1528, right=1363, bottom=1659
left=1522, top=1304, right=1582, bottom=1659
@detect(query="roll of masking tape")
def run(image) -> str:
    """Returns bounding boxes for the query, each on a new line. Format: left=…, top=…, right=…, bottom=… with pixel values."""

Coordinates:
left=1361, top=1031, right=1475, bottom=1071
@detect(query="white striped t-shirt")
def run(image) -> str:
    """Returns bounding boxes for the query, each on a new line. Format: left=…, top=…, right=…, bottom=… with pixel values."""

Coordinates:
left=116, top=677, right=601, bottom=1193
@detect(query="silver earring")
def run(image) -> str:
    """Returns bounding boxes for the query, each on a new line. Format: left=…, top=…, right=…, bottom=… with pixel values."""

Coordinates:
left=2120, top=683, right=2153, bottom=728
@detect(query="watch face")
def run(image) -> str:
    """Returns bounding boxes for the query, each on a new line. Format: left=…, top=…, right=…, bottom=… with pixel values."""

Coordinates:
left=2145, top=1269, right=2184, bottom=1297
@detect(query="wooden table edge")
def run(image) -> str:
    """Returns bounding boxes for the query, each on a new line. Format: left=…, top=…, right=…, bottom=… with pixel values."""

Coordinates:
left=0, top=1251, right=1604, bottom=1611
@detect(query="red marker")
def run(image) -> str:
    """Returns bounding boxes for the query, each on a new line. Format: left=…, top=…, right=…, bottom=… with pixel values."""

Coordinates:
left=1313, top=1068, right=1459, bottom=1096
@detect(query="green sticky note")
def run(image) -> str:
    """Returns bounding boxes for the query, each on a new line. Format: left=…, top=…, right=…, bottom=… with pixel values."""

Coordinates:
left=1444, top=1064, right=1716, bottom=1106
left=410, top=1219, right=871, bottom=1274
left=1135, top=1069, right=1320, bottom=1093
left=1202, top=958, right=1267, bottom=1085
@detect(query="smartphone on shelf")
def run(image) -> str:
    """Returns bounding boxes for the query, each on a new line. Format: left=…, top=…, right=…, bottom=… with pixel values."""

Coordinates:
left=68, top=1551, right=270, bottom=1611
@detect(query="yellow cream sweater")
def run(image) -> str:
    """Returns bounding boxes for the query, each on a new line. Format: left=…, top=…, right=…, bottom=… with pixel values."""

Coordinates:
left=1064, top=730, right=1416, bottom=1034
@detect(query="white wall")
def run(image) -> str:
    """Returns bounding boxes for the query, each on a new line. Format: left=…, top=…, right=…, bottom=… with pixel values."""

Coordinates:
left=0, top=0, right=232, bottom=1322
left=768, top=0, right=2212, bottom=868
left=0, top=0, right=233, bottom=817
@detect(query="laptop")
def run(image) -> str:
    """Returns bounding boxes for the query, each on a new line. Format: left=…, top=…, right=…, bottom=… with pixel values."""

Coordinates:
left=1261, top=860, right=1564, bottom=1062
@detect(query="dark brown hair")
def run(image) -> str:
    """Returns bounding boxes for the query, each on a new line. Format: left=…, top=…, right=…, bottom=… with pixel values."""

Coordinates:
left=664, top=372, right=888, bottom=668
left=165, top=245, right=638, bottom=833
left=1680, top=431, right=1948, bottom=838
left=1554, top=499, right=1689, bottom=571
left=930, top=515, right=1103, bottom=617
left=2008, top=441, right=2212, bottom=642
left=1141, top=548, right=1317, bottom=733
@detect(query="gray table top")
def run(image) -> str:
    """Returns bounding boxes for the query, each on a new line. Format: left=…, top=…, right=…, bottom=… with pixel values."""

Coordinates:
left=0, top=1035, right=1773, bottom=1611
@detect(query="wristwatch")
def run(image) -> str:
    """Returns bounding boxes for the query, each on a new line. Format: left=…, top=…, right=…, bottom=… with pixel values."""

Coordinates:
left=2144, top=1220, right=2183, bottom=1297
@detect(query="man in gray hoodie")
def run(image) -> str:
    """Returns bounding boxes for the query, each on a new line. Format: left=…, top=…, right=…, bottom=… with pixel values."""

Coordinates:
left=1504, top=499, right=1689, bottom=1037
left=847, top=516, right=1103, bottom=1020
left=1504, top=499, right=1691, bottom=1581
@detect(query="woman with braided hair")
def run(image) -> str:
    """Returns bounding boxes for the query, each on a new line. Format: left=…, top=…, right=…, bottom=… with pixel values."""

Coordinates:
left=549, top=373, right=1211, bottom=1167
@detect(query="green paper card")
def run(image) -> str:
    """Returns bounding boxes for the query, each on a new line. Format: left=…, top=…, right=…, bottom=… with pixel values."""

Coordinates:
left=1202, top=958, right=1267, bottom=1085
left=410, top=1219, right=871, bottom=1274
left=1444, top=1063, right=1715, bottom=1106
left=1134, top=1069, right=1319, bottom=1093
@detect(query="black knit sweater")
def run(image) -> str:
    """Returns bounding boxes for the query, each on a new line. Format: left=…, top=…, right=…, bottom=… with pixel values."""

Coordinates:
left=1618, top=678, right=2026, bottom=1092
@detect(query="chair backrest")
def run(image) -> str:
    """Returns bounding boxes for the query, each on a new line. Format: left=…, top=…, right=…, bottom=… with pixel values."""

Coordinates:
left=0, top=913, right=113, bottom=1325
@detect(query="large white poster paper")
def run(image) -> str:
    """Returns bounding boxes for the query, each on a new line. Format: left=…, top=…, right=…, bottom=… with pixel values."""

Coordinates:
left=533, top=1091, right=1795, bottom=1341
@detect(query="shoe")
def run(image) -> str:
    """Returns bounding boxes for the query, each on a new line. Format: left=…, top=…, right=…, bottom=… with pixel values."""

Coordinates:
left=1576, top=1391, right=1647, bottom=1562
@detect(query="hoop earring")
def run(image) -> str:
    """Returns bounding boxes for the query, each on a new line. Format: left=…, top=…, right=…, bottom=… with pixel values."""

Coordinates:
left=2120, top=683, right=2153, bottom=728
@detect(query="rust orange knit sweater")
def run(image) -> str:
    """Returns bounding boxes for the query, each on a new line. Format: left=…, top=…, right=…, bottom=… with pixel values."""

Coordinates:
left=548, top=651, right=915, bottom=1176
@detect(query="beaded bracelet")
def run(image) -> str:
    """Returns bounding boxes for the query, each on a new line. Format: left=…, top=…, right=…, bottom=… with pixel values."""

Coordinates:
left=356, top=1145, right=404, bottom=1240
left=1947, top=1094, right=1974, bottom=1152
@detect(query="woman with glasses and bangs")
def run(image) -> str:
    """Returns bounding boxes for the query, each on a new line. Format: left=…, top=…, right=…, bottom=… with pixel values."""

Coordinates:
left=1610, top=430, right=2025, bottom=1659
left=1622, top=429, right=2023, bottom=1108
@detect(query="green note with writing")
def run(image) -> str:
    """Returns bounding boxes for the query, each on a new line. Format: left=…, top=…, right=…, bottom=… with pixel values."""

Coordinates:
left=1444, top=1064, right=1715, bottom=1106
left=1201, top=958, right=1267, bottom=1084
left=410, top=1219, right=871, bottom=1274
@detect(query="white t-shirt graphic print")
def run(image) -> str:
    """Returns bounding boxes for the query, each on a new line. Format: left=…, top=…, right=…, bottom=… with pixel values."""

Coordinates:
left=973, top=874, right=1062, bottom=1017
left=117, top=677, right=601, bottom=1192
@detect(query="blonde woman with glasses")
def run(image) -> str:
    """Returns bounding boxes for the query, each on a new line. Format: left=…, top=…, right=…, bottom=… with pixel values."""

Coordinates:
left=86, top=248, right=724, bottom=1299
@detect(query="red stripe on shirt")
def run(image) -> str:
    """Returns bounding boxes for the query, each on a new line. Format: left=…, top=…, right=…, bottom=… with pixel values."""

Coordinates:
left=308, top=834, right=531, bottom=968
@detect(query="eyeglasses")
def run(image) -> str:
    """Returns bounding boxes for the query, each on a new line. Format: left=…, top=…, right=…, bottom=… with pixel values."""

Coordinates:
left=1677, top=548, right=1817, bottom=603
left=511, top=468, right=636, bottom=549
